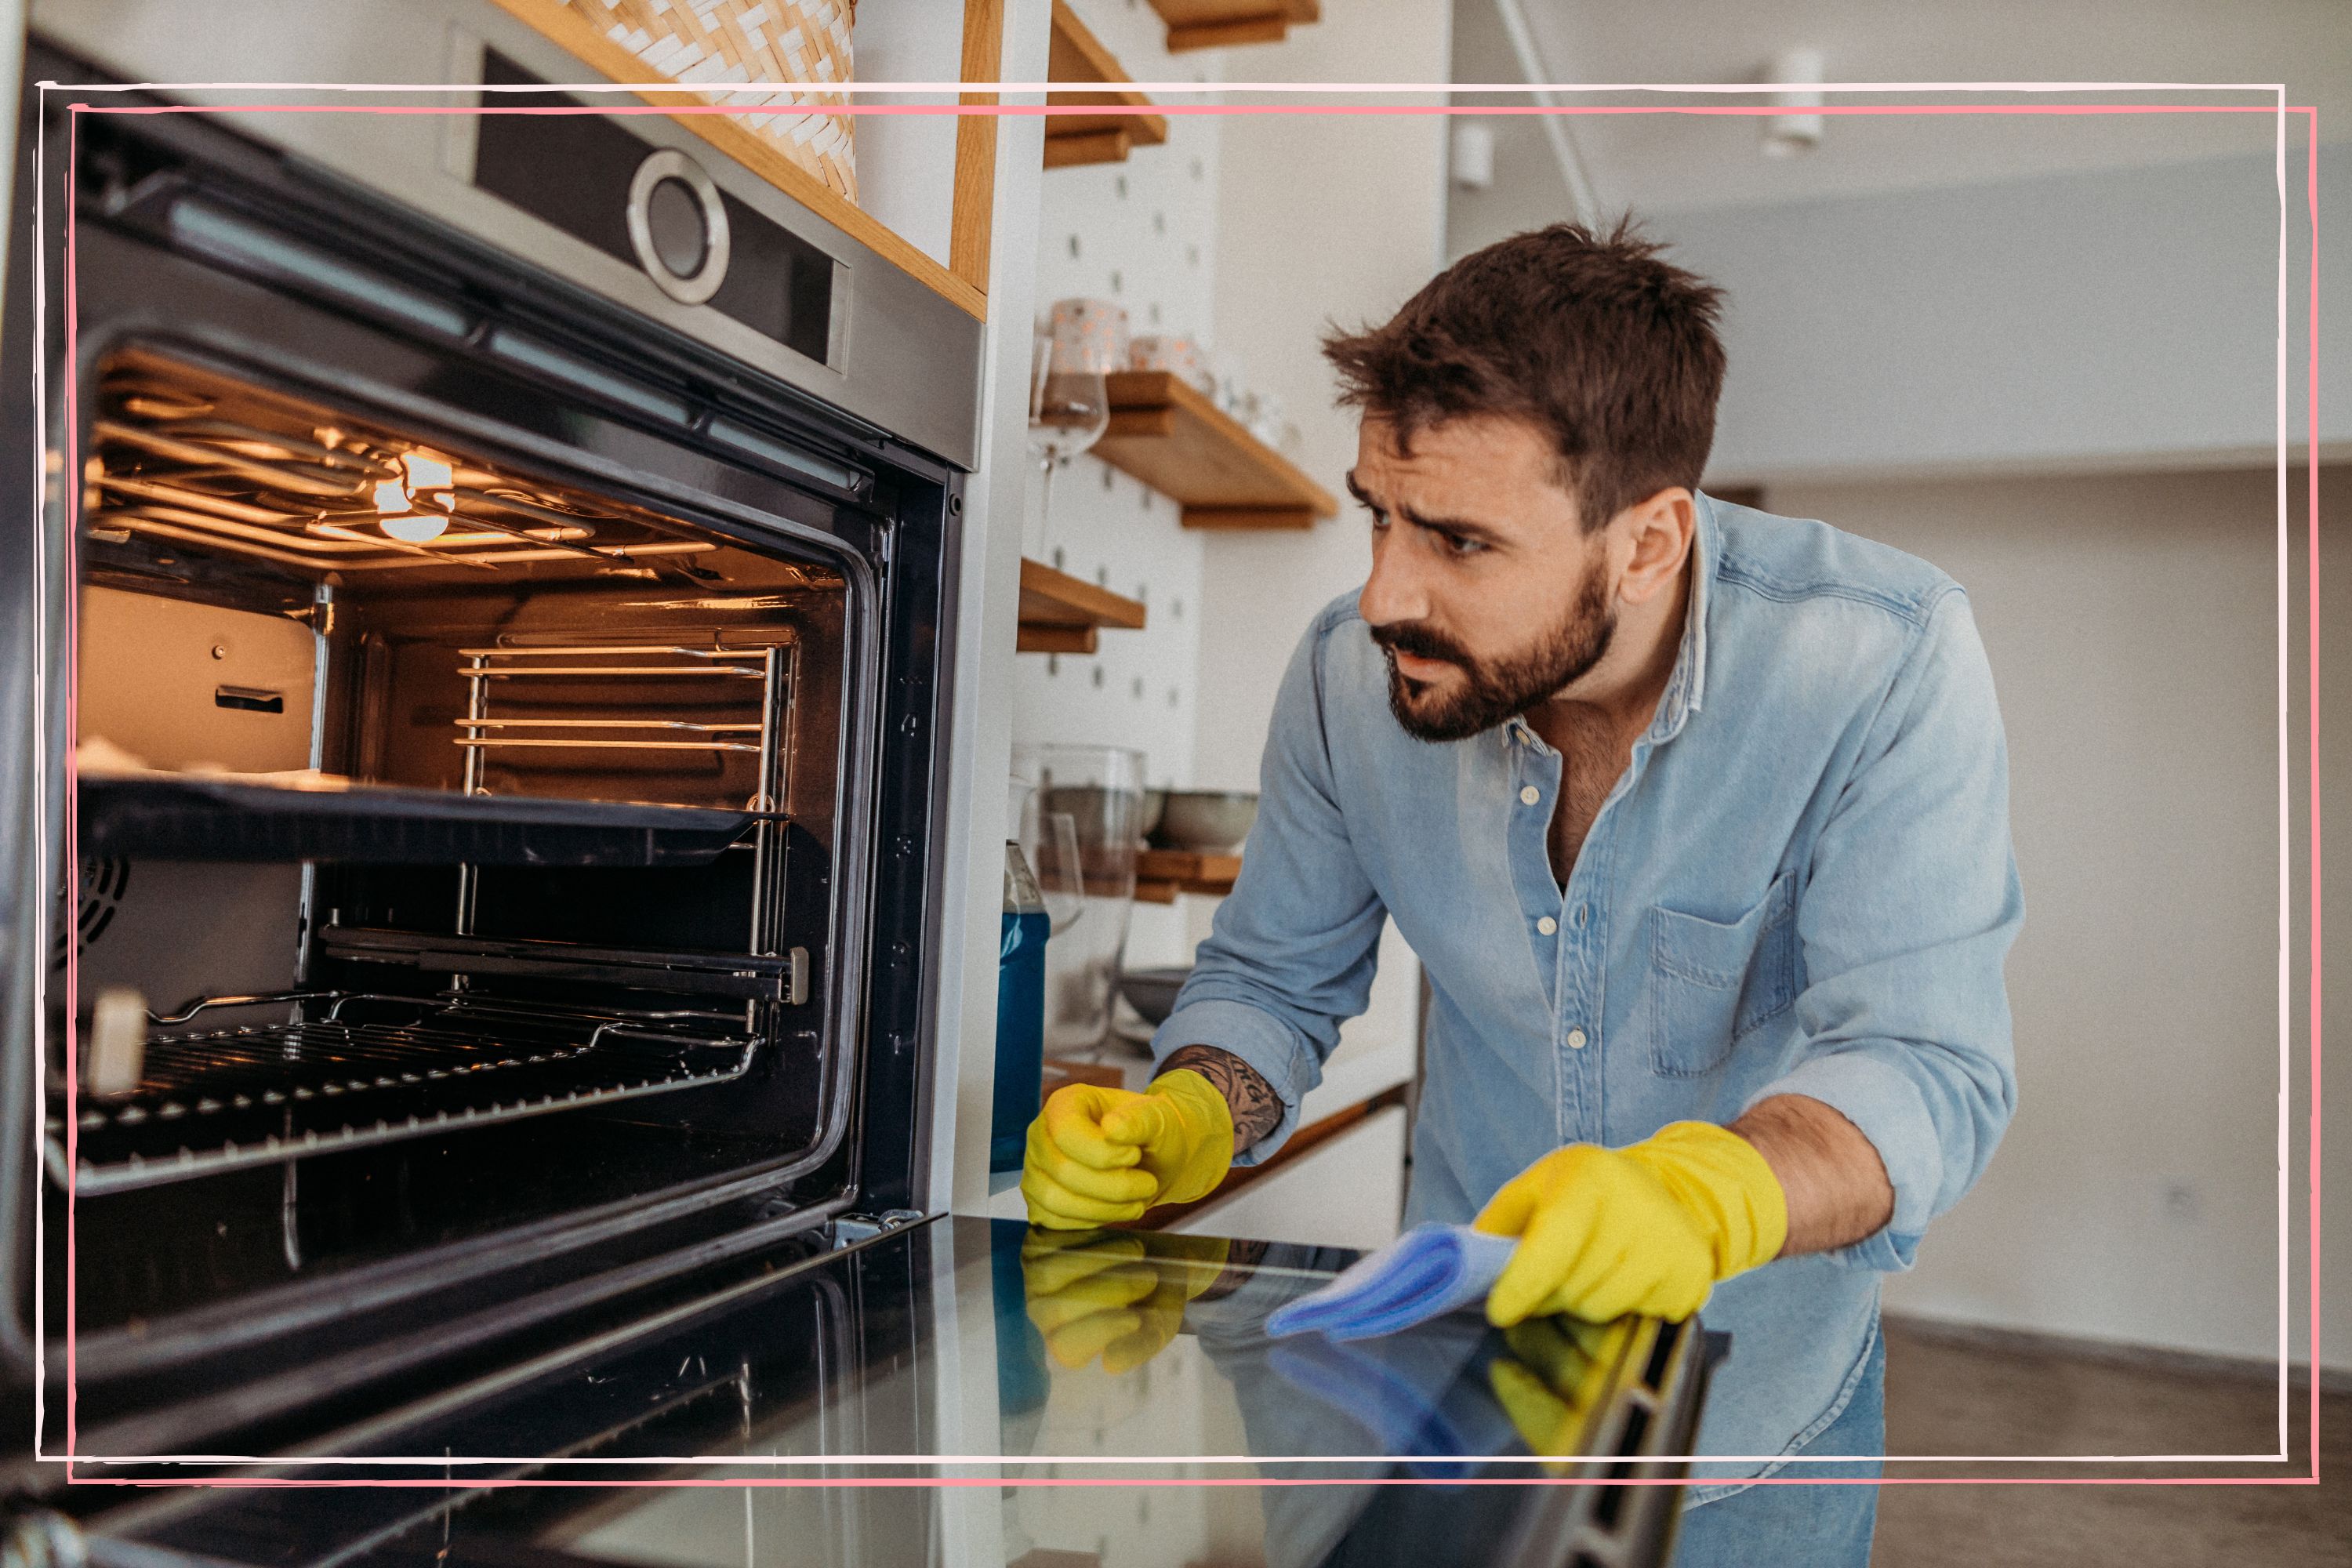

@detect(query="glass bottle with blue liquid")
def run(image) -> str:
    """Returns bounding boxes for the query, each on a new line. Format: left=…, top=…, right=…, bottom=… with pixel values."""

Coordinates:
left=990, top=840, right=1051, bottom=1173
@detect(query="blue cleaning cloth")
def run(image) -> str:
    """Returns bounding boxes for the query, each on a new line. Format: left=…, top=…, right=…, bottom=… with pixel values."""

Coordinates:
left=1265, top=1223, right=1518, bottom=1342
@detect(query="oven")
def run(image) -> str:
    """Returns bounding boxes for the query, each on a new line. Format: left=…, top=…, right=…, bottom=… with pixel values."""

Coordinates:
left=1, top=0, right=972, bottom=1476
left=0, top=7, right=1715, bottom=1563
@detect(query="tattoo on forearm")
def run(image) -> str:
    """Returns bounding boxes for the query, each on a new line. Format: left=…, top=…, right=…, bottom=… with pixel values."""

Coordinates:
left=1161, top=1045, right=1284, bottom=1150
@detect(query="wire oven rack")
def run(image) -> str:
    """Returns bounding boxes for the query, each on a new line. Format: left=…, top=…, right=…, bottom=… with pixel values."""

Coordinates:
left=48, top=992, right=760, bottom=1196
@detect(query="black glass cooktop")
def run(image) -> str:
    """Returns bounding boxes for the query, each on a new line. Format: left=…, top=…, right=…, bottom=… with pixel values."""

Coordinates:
left=70, top=1218, right=1705, bottom=1568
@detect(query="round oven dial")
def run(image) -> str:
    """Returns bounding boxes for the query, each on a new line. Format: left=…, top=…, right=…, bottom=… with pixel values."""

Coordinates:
left=626, top=147, right=731, bottom=306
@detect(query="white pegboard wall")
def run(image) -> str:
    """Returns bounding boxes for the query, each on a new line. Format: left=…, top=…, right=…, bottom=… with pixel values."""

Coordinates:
left=1012, top=1, right=1225, bottom=967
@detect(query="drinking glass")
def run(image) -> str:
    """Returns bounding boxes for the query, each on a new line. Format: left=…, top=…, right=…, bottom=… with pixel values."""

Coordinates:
left=1022, top=808, right=1087, bottom=937
left=1011, top=742, right=1145, bottom=1054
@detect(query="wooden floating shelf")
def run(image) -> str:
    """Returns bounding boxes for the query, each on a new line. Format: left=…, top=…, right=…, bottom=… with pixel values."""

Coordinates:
left=1133, top=848, right=1240, bottom=903
left=1147, top=0, right=1320, bottom=53
left=1044, top=0, right=1168, bottom=169
left=1017, top=556, right=1147, bottom=655
left=1093, top=370, right=1339, bottom=531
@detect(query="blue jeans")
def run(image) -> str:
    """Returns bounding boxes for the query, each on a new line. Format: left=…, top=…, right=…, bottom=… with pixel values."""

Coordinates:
left=1668, top=1326, right=1886, bottom=1568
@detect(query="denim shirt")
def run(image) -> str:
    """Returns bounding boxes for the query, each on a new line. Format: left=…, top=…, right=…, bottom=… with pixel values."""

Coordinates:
left=1151, top=493, right=2024, bottom=1486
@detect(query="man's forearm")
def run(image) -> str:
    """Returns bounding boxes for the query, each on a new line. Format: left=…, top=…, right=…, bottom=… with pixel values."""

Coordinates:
left=1728, top=1094, right=1895, bottom=1257
left=1160, top=1044, right=1285, bottom=1152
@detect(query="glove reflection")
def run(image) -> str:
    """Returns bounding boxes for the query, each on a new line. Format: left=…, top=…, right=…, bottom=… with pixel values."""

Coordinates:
left=1486, top=1314, right=1640, bottom=1472
left=1019, top=1228, right=1232, bottom=1375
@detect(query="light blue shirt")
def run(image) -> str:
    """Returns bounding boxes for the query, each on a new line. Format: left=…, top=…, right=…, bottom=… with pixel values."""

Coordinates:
left=1152, top=492, right=2023, bottom=1486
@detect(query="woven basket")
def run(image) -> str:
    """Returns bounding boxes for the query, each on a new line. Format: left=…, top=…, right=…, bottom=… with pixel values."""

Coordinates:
left=562, top=0, right=858, bottom=202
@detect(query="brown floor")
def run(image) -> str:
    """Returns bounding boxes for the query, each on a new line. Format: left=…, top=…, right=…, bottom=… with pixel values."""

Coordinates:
left=1872, top=1317, right=2350, bottom=1566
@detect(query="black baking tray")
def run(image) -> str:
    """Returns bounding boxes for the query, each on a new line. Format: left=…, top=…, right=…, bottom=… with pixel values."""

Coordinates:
left=76, top=774, right=768, bottom=866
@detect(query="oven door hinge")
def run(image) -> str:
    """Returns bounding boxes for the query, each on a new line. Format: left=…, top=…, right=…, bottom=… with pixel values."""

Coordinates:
left=826, top=1208, right=927, bottom=1250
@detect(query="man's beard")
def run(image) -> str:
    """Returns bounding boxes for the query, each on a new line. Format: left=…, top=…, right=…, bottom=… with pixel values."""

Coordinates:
left=1370, top=561, right=1617, bottom=743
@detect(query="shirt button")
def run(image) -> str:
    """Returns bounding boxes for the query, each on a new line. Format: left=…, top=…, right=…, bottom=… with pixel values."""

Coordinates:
left=1519, top=786, right=1541, bottom=806
left=1567, top=1028, right=1588, bottom=1050
left=1537, top=916, right=1558, bottom=935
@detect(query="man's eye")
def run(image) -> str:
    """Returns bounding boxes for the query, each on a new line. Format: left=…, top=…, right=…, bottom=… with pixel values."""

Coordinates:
left=1363, top=506, right=1389, bottom=532
left=1443, top=534, right=1487, bottom=557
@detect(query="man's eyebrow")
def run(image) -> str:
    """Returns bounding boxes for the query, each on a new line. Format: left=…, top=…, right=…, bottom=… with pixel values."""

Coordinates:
left=1344, top=471, right=1505, bottom=544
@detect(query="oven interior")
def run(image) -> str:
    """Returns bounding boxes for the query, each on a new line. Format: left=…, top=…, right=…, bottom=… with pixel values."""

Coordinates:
left=53, top=347, right=874, bottom=1343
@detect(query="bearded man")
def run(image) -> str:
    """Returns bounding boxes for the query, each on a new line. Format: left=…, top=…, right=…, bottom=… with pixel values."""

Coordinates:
left=1020, top=220, right=2024, bottom=1565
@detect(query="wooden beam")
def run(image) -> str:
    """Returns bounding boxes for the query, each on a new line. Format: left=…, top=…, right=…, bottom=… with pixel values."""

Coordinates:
left=488, top=0, right=985, bottom=321
left=949, top=0, right=1004, bottom=296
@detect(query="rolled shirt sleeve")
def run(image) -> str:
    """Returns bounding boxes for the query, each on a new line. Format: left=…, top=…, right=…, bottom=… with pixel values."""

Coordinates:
left=1150, top=613, right=1389, bottom=1165
left=1746, top=587, right=2025, bottom=1270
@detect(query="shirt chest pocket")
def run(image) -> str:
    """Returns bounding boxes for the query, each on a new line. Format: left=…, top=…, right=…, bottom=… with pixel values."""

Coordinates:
left=1642, top=871, right=1801, bottom=1077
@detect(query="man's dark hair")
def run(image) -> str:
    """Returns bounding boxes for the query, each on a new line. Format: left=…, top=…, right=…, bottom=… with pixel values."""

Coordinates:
left=1321, top=219, right=1726, bottom=533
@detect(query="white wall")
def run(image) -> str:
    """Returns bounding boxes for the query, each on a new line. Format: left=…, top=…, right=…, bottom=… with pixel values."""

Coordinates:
left=1014, top=0, right=1226, bottom=976
left=1657, top=147, right=2344, bottom=481
left=1765, top=466, right=2342, bottom=1371
left=1187, top=1, right=1457, bottom=1062
left=1449, top=125, right=2345, bottom=478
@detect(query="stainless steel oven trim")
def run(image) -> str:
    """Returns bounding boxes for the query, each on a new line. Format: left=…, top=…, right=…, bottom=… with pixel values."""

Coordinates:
left=54, top=310, right=889, bottom=1230
left=29, top=0, right=982, bottom=467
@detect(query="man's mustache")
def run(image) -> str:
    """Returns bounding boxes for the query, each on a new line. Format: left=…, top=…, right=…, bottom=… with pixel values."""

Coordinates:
left=1368, top=620, right=1472, bottom=670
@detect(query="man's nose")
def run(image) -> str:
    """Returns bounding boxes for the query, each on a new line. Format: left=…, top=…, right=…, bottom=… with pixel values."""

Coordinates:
left=1358, top=529, right=1428, bottom=630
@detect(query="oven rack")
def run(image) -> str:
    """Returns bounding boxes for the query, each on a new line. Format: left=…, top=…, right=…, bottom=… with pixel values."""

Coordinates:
left=77, top=772, right=774, bottom=866
left=48, top=993, right=760, bottom=1196
left=456, top=643, right=783, bottom=760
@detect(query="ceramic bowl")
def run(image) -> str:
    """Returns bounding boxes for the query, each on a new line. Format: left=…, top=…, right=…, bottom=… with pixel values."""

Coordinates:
left=1117, top=965, right=1191, bottom=1027
left=1156, top=790, right=1258, bottom=853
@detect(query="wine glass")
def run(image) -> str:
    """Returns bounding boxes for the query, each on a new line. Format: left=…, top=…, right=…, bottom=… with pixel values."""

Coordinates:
left=1025, top=300, right=1123, bottom=556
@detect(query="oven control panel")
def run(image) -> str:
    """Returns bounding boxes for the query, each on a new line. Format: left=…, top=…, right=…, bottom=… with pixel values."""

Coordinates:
left=470, top=50, right=838, bottom=372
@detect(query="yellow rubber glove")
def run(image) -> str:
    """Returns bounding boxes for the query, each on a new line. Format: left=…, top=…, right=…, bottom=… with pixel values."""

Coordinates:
left=1020, top=1069, right=1236, bottom=1230
left=1489, top=1316, right=1637, bottom=1469
left=1473, top=1121, right=1788, bottom=1326
left=1020, top=1229, right=1232, bottom=1374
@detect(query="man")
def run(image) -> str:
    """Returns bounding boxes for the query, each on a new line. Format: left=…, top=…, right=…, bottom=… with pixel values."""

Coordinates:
left=1020, top=220, right=2022, bottom=1563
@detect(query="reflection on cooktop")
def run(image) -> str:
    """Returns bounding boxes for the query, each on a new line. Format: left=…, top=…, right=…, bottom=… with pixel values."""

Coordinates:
left=98, top=1218, right=1704, bottom=1568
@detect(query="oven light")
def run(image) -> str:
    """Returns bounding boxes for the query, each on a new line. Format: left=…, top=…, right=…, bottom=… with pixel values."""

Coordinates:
left=374, top=476, right=450, bottom=543
left=381, top=511, right=450, bottom=543
left=401, top=452, right=455, bottom=490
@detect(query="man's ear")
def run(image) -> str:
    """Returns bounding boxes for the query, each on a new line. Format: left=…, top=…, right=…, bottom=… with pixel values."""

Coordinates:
left=1615, top=488, right=1696, bottom=607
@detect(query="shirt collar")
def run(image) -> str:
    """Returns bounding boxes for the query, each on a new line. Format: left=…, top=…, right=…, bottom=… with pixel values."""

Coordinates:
left=1647, top=490, right=1718, bottom=746
left=1501, top=491, right=1719, bottom=753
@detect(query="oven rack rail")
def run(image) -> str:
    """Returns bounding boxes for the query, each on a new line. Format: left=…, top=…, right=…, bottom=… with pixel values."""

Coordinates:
left=75, top=772, right=775, bottom=867
left=456, top=643, right=783, bottom=760
left=47, top=993, right=759, bottom=1196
